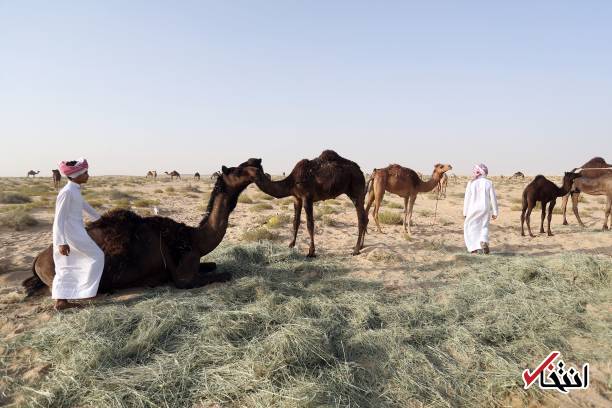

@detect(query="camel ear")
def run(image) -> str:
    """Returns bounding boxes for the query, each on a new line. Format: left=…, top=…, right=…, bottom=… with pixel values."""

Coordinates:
left=221, top=165, right=230, bottom=175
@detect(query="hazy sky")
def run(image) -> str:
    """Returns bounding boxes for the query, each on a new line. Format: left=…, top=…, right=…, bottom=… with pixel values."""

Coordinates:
left=1, top=1, right=610, bottom=177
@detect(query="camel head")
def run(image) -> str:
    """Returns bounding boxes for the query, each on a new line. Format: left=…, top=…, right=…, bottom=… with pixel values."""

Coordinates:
left=432, top=163, right=453, bottom=177
left=563, top=171, right=582, bottom=193
left=218, top=158, right=263, bottom=190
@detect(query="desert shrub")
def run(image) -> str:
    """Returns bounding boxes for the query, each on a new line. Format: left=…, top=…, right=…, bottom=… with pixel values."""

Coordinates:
left=108, top=190, right=132, bottom=200
left=182, top=184, right=201, bottom=193
left=165, top=186, right=175, bottom=193
left=0, top=208, right=38, bottom=230
left=154, top=189, right=163, bottom=194
left=377, top=211, right=402, bottom=225
left=266, top=214, right=291, bottom=228
left=386, top=201, right=403, bottom=209
left=419, top=209, right=433, bottom=217
left=322, top=215, right=338, bottom=227
left=250, top=203, right=274, bottom=212
left=238, top=195, right=254, bottom=204
left=0, top=193, right=31, bottom=204
left=241, top=227, right=280, bottom=242
left=132, top=199, right=160, bottom=208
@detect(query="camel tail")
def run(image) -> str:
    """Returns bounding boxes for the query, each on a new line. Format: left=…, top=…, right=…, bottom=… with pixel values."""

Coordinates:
left=22, top=255, right=45, bottom=297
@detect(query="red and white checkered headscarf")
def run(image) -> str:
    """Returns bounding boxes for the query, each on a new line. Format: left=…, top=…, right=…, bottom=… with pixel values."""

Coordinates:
left=59, top=158, right=89, bottom=177
left=472, top=163, right=488, bottom=180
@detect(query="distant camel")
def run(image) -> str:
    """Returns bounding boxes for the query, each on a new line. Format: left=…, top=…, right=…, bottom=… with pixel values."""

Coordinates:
left=520, top=172, right=582, bottom=237
left=194, top=172, right=201, bottom=181
left=26, top=170, right=40, bottom=178
left=254, top=150, right=368, bottom=257
left=562, top=157, right=612, bottom=227
left=52, top=169, right=61, bottom=189
left=511, top=172, right=525, bottom=180
left=366, top=163, right=452, bottom=234
left=146, top=170, right=157, bottom=179
left=436, top=173, right=448, bottom=198
left=165, top=171, right=181, bottom=180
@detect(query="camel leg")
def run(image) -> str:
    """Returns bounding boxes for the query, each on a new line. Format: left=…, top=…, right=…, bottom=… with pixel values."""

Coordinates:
left=571, top=192, right=586, bottom=227
left=561, top=193, right=570, bottom=225
left=289, top=198, right=302, bottom=248
left=349, top=195, right=366, bottom=255
left=603, top=197, right=611, bottom=230
left=304, top=198, right=316, bottom=257
left=540, top=202, right=546, bottom=234
left=402, top=197, right=409, bottom=233
left=525, top=203, right=535, bottom=237
left=364, top=189, right=375, bottom=234
left=547, top=200, right=556, bottom=236
left=406, top=195, right=417, bottom=234
left=173, top=252, right=230, bottom=289
left=199, top=262, right=217, bottom=273
left=372, top=185, right=385, bottom=234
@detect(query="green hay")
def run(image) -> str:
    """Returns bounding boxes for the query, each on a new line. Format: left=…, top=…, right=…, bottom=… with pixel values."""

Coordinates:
left=2, top=246, right=610, bottom=407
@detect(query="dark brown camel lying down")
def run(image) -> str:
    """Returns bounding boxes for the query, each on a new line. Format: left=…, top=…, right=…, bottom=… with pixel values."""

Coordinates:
left=22, top=159, right=263, bottom=296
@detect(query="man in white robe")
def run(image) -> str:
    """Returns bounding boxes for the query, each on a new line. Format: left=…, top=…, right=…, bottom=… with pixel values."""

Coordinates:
left=52, top=158, right=104, bottom=310
left=463, top=163, right=499, bottom=254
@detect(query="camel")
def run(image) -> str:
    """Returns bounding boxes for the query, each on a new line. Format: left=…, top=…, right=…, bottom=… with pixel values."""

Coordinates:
left=52, top=169, right=61, bottom=189
left=253, top=150, right=368, bottom=257
left=565, top=174, right=612, bottom=230
left=511, top=172, right=525, bottom=180
left=435, top=173, right=448, bottom=199
left=26, top=170, right=40, bottom=178
left=22, top=159, right=263, bottom=296
left=194, top=172, right=201, bottom=181
left=146, top=170, right=157, bottom=179
left=562, top=157, right=612, bottom=227
left=520, top=172, right=582, bottom=237
left=165, top=170, right=181, bottom=180
left=365, top=163, right=453, bottom=234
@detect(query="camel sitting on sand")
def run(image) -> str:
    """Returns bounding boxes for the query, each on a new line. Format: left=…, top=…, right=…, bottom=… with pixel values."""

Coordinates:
left=365, top=163, right=453, bottom=234
left=146, top=170, right=157, bottom=179
left=165, top=171, right=181, bottom=180
left=562, top=157, right=612, bottom=228
left=51, top=169, right=62, bottom=189
left=520, top=172, right=582, bottom=237
left=27, top=170, right=40, bottom=178
left=254, top=150, right=368, bottom=257
left=23, top=159, right=263, bottom=295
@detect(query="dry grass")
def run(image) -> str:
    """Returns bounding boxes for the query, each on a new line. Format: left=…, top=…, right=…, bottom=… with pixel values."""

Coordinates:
left=238, top=195, right=254, bottom=204
left=0, top=193, right=31, bottom=204
left=2, top=245, right=609, bottom=407
left=377, top=211, right=403, bottom=225
left=250, top=203, right=274, bottom=212
left=265, top=214, right=291, bottom=228
left=0, top=208, right=39, bottom=230
left=241, top=226, right=280, bottom=242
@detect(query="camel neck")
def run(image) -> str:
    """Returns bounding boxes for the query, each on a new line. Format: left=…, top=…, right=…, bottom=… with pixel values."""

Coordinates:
left=417, top=172, right=442, bottom=193
left=255, top=175, right=292, bottom=198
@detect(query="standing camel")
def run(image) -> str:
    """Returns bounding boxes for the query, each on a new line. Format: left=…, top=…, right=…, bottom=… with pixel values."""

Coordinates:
left=27, top=170, right=40, bottom=178
left=194, top=172, right=201, bottom=181
left=254, top=150, right=368, bottom=257
left=365, top=163, right=453, bottom=234
left=52, top=169, right=62, bottom=189
left=146, top=170, right=157, bottom=179
left=165, top=171, right=181, bottom=180
left=23, top=159, right=263, bottom=295
left=566, top=174, right=612, bottom=230
left=562, top=157, right=612, bottom=226
left=520, top=172, right=582, bottom=237
left=435, top=173, right=449, bottom=198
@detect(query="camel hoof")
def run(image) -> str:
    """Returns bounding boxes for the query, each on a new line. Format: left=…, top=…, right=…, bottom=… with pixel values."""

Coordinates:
left=562, top=221, right=568, bottom=226
left=288, top=242, right=296, bottom=249
left=306, top=252, right=316, bottom=258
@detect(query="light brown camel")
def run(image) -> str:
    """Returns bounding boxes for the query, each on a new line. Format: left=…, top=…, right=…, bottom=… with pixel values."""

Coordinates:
left=165, top=170, right=181, bottom=180
left=562, top=157, right=612, bottom=227
left=520, top=172, right=582, bottom=237
left=566, top=174, right=612, bottom=230
left=194, top=172, right=201, bottom=181
left=23, top=159, right=263, bottom=295
left=26, top=170, right=40, bottom=178
left=435, top=173, right=449, bottom=198
left=52, top=169, right=61, bottom=189
left=146, top=170, right=157, bottom=179
left=365, top=163, right=453, bottom=234
left=253, top=150, right=368, bottom=257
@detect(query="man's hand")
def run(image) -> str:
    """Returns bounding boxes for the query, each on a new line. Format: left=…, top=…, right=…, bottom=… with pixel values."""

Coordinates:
left=59, top=244, right=70, bottom=256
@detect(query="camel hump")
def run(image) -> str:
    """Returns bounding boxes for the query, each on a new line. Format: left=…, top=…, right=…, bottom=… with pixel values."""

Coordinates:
left=318, top=150, right=345, bottom=162
left=533, top=175, right=545, bottom=181
left=581, top=157, right=610, bottom=168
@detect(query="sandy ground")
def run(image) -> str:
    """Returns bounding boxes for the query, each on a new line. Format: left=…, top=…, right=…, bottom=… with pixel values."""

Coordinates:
left=1, top=173, right=611, bottom=405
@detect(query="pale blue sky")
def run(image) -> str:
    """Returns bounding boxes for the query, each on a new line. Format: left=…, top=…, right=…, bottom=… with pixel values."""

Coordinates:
left=1, top=1, right=610, bottom=177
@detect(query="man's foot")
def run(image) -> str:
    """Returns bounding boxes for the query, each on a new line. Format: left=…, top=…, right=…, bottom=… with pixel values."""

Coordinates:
left=53, top=300, right=84, bottom=311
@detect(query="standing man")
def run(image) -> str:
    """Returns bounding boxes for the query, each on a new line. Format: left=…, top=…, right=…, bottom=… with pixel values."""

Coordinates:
left=463, top=163, right=499, bottom=254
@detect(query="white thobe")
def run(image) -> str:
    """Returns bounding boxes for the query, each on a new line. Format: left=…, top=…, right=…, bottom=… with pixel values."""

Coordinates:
left=52, top=181, right=104, bottom=299
left=463, top=177, right=499, bottom=252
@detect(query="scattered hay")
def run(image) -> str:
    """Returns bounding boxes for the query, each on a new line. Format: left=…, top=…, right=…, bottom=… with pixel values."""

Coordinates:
left=4, top=247, right=609, bottom=407
left=366, top=248, right=402, bottom=263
